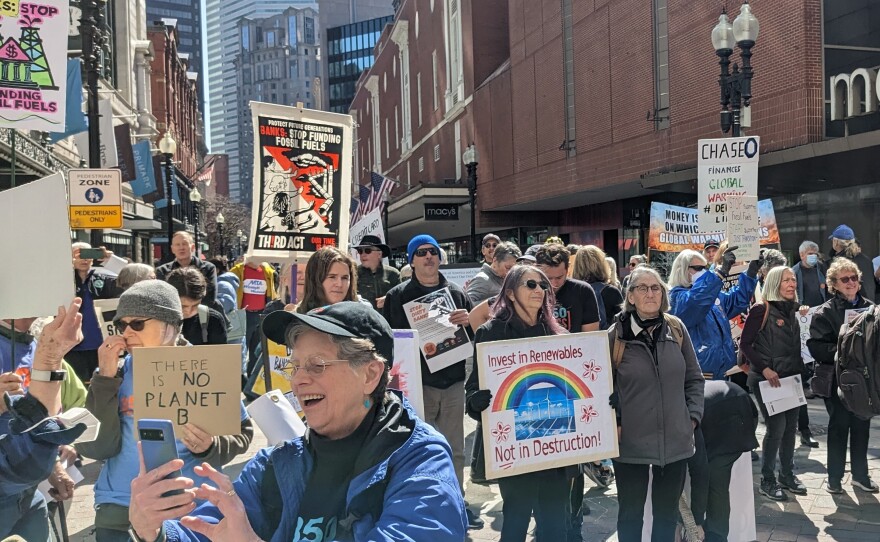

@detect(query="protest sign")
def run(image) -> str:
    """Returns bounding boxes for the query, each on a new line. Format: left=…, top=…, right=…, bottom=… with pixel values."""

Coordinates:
left=698, top=136, right=760, bottom=229
left=133, top=345, right=242, bottom=435
left=403, top=288, right=472, bottom=373
left=0, top=0, right=69, bottom=132
left=845, top=308, right=870, bottom=325
left=249, top=102, right=353, bottom=262
left=477, top=332, right=617, bottom=479
left=391, top=330, right=425, bottom=419
left=799, top=307, right=818, bottom=363
left=648, top=200, right=779, bottom=253
left=439, top=264, right=483, bottom=290
left=93, top=298, right=119, bottom=340
left=0, top=173, right=74, bottom=319
left=726, top=195, right=760, bottom=261
left=348, top=206, right=388, bottom=265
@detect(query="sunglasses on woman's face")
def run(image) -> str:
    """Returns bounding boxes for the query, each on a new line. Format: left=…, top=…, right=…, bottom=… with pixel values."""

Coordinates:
left=356, top=247, right=377, bottom=255
left=114, top=318, right=153, bottom=333
left=688, top=265, right=707, bottom=272
left=414, top=247, right=439, bottom=257
left=484, top=243, right=498, bottom=249
left=837, top=275, right=860, bottom=285
left=521, top=279, right=551, bottom=291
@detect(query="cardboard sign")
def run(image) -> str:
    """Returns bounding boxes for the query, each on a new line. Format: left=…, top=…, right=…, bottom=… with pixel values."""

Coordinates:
left=725, top=195, right=760, bottom=261
left=133, top=345, right=242, bottom=436
left=477, top=332, right=618, bottom=479
left=0, top=0, right=70, bottom=132
left=697, top=136, right=760, bottom=229
left=68, top=168, right=123, bottom=229
left=391, top=330, right=425, bottom=419
left=0, top=173, right=75, bottom=319
left=348, top=206, right=388, bottom=266
left=439, top=264, right=483, bottom=290
left=93, top=298, right=119, bottom=340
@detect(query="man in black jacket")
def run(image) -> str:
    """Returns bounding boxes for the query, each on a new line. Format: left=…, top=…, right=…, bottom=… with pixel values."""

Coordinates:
left=382, top=234, right=481, bottom=528
left=156, top=231, right=218, bottom=306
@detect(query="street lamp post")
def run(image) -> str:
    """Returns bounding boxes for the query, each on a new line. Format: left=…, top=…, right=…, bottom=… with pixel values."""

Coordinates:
left=159, top=132, right=177, bottom=261
left=82, top=0, right=107, bottom=248
left=711, top=0, right=760, bottom=137
left=236, top=229, right=243, bottom=258
left=215, top=212, right=225, bottom=258
left=190, top=186, right=202, bottom=258
left=463, top=144, right=480, bottom=260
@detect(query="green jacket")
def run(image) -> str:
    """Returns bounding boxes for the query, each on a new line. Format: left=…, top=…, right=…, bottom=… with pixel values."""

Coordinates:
left=357, top=264, right=401, bottom=308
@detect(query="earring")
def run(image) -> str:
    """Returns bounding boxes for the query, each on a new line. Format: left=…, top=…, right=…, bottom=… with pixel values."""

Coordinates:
left=363, top=397, right=372, bottom=409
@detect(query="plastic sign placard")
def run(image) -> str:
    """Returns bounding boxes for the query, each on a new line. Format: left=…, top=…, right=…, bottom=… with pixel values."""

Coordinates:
left=68, top=168, right=123, bottom=229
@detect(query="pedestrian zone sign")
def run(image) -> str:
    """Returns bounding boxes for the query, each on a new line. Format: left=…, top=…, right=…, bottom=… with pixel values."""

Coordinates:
left=68, top=169, right=123, bottom=229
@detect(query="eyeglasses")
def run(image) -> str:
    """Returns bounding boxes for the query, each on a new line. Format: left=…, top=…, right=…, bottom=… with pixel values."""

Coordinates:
left=277, top=355, right=343, bottom=378
left=414, top=247, right=439, bottom=258
left=688, top=265, right=707, bottom=272
left=837, top=275, right=860, bottom=285
left=483, top=243, right=498, bottom=248
left=633, top=284, right=662, bottom=295
left=114, top=318, right=153, bottom=333
left=521, top=279, right=551, bottom=291
left=356, top=247, right=377, bottom=255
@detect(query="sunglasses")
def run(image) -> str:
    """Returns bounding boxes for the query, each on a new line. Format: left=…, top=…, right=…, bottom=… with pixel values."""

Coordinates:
left=522, top=279, right=551, bottom=291
left=837, top=275, right=860, bottom=285
left=356, top=247, right=378, bottom=255
left=414, top=247, right=439, bottom=257
left=483, top=243, right=498, bottom=248
left=114, top=318, right=153, bottom=333
left=688, top=265, right=707, bottom=272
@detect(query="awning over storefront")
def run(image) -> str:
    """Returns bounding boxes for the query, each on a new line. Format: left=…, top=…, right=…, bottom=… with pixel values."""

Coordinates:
left=386, top=184, right=473, bottom=248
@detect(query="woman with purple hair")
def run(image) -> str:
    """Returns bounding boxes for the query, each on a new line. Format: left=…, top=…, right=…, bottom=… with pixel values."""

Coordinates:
left=465, top=265, right=571, bottom=542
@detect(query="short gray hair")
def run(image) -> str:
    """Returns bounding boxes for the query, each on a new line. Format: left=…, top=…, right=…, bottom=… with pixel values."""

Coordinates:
left=799, top=240, right=818, bottom=255
left=668, top=250, right=706, bottom=289
left=493, top=241, right=522, bottom=263
left=761, top=249, right=787, bottom=273
left=624, top=267, right=670, bottom=314
left=287, top=325, right=389, bottom=403
left=117, top=263, right=156, bottom=291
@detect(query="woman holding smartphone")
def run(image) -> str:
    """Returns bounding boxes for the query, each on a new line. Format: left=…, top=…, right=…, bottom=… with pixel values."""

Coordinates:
left=77, top=280, right=254, bottom=542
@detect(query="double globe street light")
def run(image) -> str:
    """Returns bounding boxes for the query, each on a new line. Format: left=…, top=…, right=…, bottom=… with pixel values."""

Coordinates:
left=711, top=0, right=760, bottom=137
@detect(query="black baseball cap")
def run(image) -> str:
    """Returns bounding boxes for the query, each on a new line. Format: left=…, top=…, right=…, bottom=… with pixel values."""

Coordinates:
left=262, top=301, right=394, bottom=364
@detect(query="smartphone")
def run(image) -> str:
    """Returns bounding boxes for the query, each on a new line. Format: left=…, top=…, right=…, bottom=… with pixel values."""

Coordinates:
left=138, top=419, right=184, bottom=497
left=78, top=248, right=105, bottom=260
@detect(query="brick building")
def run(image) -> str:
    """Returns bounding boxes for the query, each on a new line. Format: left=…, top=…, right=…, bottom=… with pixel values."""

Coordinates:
left=353, top=0, right=880, bottom=268
left=148, top=20, right=206, bottom=259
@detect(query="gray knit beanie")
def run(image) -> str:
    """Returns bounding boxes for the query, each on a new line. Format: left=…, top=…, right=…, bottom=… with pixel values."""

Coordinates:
left=113, top=280, right=183, bottom=326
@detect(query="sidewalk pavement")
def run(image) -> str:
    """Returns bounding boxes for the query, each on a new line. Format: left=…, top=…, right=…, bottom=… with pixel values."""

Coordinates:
left=61, top=397, right=880, bottom=541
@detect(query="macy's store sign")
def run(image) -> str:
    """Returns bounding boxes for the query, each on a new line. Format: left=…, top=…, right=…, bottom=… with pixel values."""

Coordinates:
left=830, top=67, right=880, bottom=121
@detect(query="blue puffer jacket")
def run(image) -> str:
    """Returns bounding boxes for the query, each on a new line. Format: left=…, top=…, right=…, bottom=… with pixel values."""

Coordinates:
left=164, top=392, right=466, bottom=542
left=669, top=271, right=757, bottom=379
left=216, top=272, right=240, bottom=315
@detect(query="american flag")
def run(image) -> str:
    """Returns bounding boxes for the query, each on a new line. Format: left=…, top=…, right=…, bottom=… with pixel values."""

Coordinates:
left=367, top=171, right=396, bottom=211
left=350, top=184, right=373, bottom=223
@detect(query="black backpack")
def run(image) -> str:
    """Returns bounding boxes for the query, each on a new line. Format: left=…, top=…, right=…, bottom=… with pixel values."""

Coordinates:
left=835, top=306, right=880, bottom=420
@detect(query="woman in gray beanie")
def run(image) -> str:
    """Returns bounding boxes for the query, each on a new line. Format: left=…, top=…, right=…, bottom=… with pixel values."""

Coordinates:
left=76, top=280, right=254, bottom=541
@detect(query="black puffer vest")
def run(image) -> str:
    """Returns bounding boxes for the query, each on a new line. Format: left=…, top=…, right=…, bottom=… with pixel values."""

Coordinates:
left=752, top=300, right=803, bottom=377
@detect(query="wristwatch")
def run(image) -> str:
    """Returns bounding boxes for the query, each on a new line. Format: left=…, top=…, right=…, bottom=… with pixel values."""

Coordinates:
left=29, top=368, right=67, bottom=382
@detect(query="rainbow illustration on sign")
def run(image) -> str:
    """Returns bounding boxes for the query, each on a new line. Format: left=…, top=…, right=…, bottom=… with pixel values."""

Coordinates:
left=492, top=363, right=593, bottom=412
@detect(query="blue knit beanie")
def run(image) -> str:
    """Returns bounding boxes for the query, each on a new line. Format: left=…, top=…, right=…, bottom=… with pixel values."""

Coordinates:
left=407, top=234, right=442, bottom=263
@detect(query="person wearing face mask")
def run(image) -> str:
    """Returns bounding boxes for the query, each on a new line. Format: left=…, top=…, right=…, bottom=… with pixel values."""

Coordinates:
left=792, top=241, right=827, bottom=308
left=668, top=246, right=759, bottom=379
